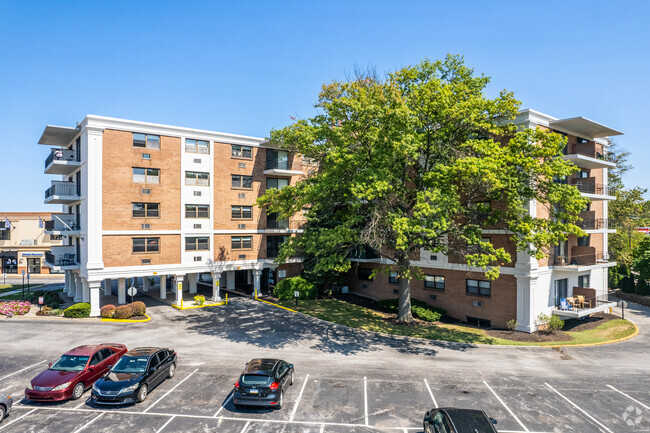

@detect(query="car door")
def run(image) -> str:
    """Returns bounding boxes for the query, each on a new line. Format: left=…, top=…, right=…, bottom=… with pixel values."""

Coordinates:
left=147, top=353, right=163, bottom=388
left=431, top=411, right=454, bottom=433
left=86, top=351, right=105, bottom=385
left=96, top=349, right=116, bottom=376
left=276, top=362, right=289, bottom=391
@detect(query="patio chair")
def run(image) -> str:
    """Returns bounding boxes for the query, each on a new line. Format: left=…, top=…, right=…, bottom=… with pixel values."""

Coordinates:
left=60, top=253, right=71, bottom=265
left=559, top=298, right=569, bottom=310
left=567, top=297, right=577, bottom=310
left=576, top=295, right=592, bottom=309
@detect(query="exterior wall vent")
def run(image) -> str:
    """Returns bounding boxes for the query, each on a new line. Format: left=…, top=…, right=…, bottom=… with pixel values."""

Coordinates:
left=238, top=223, right=246, bottom=229
left=193, top=224, right=202, bottom=229
left=473, top=300, right=483, bottom=307
left=142, top=153, right=151, bottom=160
left=430, top=254, right=437, bottom=261
left=238, top=162, right=246, bottom=169
left=193, top=158, right=201, bottom=164
left=194, top=256, right=202, bottom=262
left=238, top=254, right=246, bottom=260
left=141, top=188, right=151, bottom=194
left=429, top=294, right=437, bottom=300
left=193, top=191, right=201, bottom=196
left=238, top=193, right=246, bottom=199
left=141, top=224, right=151, bottom=230
left=141, top=258, right=151, bottom=265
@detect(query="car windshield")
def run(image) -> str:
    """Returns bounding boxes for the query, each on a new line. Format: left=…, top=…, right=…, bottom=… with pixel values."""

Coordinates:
left=111, top=356, right=148, bottom=374
left=241, top=374, right=271, bottom=385
left=50, top=355, right=89, bottom=372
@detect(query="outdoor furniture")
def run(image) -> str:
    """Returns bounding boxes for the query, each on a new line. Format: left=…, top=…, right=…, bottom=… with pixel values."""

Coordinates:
left=566, top=297, right=577, bottom=310
left=559, top=298, right=569, bottom=311
left=576, top=295, right=592, bottom=309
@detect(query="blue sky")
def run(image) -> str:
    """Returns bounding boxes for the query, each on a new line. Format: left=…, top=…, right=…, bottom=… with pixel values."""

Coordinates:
left=1, top=0, right=648, bottom=210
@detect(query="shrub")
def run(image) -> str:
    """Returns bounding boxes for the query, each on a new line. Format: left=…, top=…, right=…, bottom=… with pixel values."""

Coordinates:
left=36, top=306, right=52, bottom=316
left=129, top=301, right=147, bottom=316
left=194, top=295, right=206, bottom=306
left=636, top=279, right=650, bottom=296
left=27, top=291, right=63, bottom=309
left=536, top=312, right=550, bottom=328
left=620, top=275, right=636, bottom=293
left=114, top=305, right=133, bottom=320
left=506, top=319, right=519, bottom=332
left=379, top=298, right=446, bottom=322
left=274, top=276, right=317, bottom=300
left=548, top=315, right=565, bottom=333
left=63, top=303, right=91, bottom=318
left=100, top=304, right=116, bottom=319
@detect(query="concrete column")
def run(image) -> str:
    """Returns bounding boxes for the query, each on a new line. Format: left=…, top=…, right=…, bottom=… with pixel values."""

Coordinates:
left=175, top=275, right=184, bottom=306
left=212, top=272, right=221, bottom=301
left=159, top=275, right=167, bottom=300
left=68, top=272, right=76, bottom=299
left=253, top=270, right=262, bottom=298
left=118, top=278, right=126, bottom=305
left=82, top=278, right=90, bottom=303
left=226, top=271, right=235, bottom=291
left=74, top=274, right=83, bottom=302
left=89, top=281, right=101, bottom=317
left=189, top=273, right=198, bottom=294
left=104, top=278, right=112, bottom=296
left=143, top=276, right=150, bottom=292
left=63, top=271, right=69, bottom=296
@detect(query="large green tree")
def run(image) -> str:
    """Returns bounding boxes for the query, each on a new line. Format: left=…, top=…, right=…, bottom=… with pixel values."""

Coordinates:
left=258, top=55, right=587, bottom=322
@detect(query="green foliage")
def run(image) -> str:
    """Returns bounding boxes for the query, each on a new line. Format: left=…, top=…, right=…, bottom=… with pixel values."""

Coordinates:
left=636, top=279, right=650, bottom=296
left=63, top=303, right=91, bottom=318
left=610, top=186, right=649, bottom=268
left=548, top=315, right=565, bottom=333
left=27, top=291, right=62, bottom=310
left=379, top=298, right=446, bottom=322
left=506, top=319, right=518, bottom=332
left=194, top=295, right=206, bottom=306
left=114, top=305, right=132, bottom=320
left=274, top=276, right=317, bottom=300
left=100, top=304, right=116, bottom=318
left=536, top=312, right=550, bottom=327
left=620, top=275, right=636, bottom=293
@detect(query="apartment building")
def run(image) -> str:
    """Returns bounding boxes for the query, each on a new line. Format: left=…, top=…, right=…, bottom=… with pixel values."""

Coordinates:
left=0, top=212, right=63, bottom=275
left=40, top=116, right=308, bottom=316
left=344, top=109, right=620, bottom=332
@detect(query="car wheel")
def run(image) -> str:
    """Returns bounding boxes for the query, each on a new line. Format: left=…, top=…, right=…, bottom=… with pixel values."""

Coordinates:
left=0, top=405, right=5, bottom=423
left=168, top=363, right=176, bottom=379
left=276, top=391, right=283, bottom=410
left=290, top=370, right=294, bottom=386
left=136, top=384, right=148, bottom=403
left=71, top=382, right=85, bottom=400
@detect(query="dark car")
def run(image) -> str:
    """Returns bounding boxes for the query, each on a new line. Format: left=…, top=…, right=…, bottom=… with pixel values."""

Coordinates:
left=25, top=343, right=127, bottom=402
left=424, top=408, right=498, bottom=433
left=91, top=347, right=176, bottom=405
left=0, top=393, right=12, bottom=424
left=233, top=359, right=294, bottom=409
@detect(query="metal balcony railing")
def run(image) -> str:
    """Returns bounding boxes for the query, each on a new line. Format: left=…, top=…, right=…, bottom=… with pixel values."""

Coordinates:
left=571, top=179, right=610, bottom=196
left=267, top=220, right=289, bottom=229
left=44, top=182, right=77, bottom=199
left=45, top=214, right=80, bottom=232
left=45, top=250, right=77, bottom=267
left=44, top=148, right=80, bottom=169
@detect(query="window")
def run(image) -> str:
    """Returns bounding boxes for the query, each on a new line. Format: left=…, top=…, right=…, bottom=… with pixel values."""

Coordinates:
left=357, top=267, right=373, bottom=281
left=577, top=235, right=590, bottom=247
left=132, top=202, right=159, bottom=218
left=232, top=145, right=253, bottom=159
left=232, top=206, right=253, bottom=219
left=133, top=167, right=160, bottom=184
left=578, top=275, right=590, bottom=288
left=133, top=133, right=160, bottom=149
left=142, top=153, right=151, bottom=160
left=132, top=237, right=159, bottom=253
left=266, top=235, right=287, bottom=258
left=389, top=271, right=399, bottom=284
left=466, top=279, right=491, bottom=296
left=232, top=236, right=253, bottom=249
left=0, top=222, right=11, bottom=240
left=232, top=175, right=253, bottom=189
left=185, top=204, right=210, bottom=218
left=185, top=171, right=209, bottom=186
left=49, top=234, right=63, bottom=240
left=266, top=149, right=289, bottom=170
left=425, top=275, right=445, bottom=290
left=266, top=178, right=289, bottom=190
left=185, top=237, right=209, bottom=251
left=185, top=139, right=210, bottom=154
left=466, top=316, right=491, bottom=327
left=577, top=170, right=590, bottom=179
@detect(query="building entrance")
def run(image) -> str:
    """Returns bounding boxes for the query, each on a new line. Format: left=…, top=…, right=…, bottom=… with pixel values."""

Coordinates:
left=27, top=258, right=41, bottom=274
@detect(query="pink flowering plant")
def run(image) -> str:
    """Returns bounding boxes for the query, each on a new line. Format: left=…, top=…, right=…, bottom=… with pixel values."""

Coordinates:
left=0, top=301, right=32, bottom=317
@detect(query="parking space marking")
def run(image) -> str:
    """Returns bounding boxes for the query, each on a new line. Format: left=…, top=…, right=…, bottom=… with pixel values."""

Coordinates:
left=142, top=368, right=198, bottom=413
left=240, top=420, right=251, bottom=433
left=423, top=379, right=438, bottom=408
left=0, top=360, right=46, bottom=381
left=319, top=423, right=324, bottom=433
left=72, top=412, right=104, bottom=433
left=363, top=376, right=369, bottom=426
left=483, top=381, right=529, bottom=432
left=155, top=415, right=176, bottom=433
left=213, top=392, right=233, bottom=417
left=606, top=384, right=650, bottom=410
left=545, top=383, right=613, bottom=433
left=0, top=408, right=37, bottom=431
left=289, top=373, right=310, bottom=421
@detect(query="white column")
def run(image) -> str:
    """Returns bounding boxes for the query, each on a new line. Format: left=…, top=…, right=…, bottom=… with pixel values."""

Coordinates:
left=82, top=278, right=90, bottom=303
left=143, top=276, right=150, bottom=292
left=74, top=274, right=83, bottom=302
left=247, top=270, right=253, bottom=285
left=104, top=278, right=112, bottom=296
left=175, top=275, right=184, bottom=306
left=253, top=270, right=262, bottom=298
left=189, top=273, right=198, bottom=294
left=212, top=272, right=221, bottom=301
left=118, top=278, right=126, bottom=305
left=89, top=281, right=101, bottom=317
left=159, top=275, right=167, bottom=300
left=227, top=271, right=235, bottom=291
left=63, top=271, right=69, bottom=295
left=68, top=272, right=76, bottom=299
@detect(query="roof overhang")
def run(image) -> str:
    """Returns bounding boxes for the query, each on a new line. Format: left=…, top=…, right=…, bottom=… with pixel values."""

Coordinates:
left=549, top=117, right=623, bottom=140
left=38, top=125, right=79, bottom=147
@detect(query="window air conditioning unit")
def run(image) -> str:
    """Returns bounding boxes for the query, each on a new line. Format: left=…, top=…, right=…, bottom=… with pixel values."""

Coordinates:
left=238, top=224, right=246, bottom=229
left=193, top=224, right=201, bottom=229
left=193, top=191, right=201, bottom=196
left=238, top=193, right=246, bottom=199
left=141, top=258, right=151, bottom=265
left=141, top=188, right=151, bottom=194
left=473, top=300, right=483, bottom=307
left=141, top=224, right=151, bottom=230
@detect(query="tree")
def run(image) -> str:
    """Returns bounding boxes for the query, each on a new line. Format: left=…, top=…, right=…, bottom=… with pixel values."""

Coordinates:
left=609, top=186, right=648, bottom=268
left=258, top=55, right=587, bottom=322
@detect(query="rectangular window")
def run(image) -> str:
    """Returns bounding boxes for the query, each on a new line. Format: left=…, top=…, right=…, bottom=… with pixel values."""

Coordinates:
left=231, top=145, right=252, bottom=159
left=232, top=175, right=253, bottom=189
left=266, top=149, right=289, bottom=170
left=133, top=167, right=160, bottom=184
left=132, top=202, right=159, bottom=218
left=357, top=267, right=373, bottom=281
left=425, top=275, right=445, bottom=290
left=142, top=153, right=151, bottom=160
left=185, top=204, right=210, bottom=218
left=49, top=234, right=63, bottom=240
left=577, top=235, right=590, bottom=247
left=185, top=236, right=209, bottom=251
left=266, top=178, right=289, bottom=190
left=266, top=235, right=287, bottom=258
left=132, top=237, right=159, bottom=253
left=185, top=139, right=210, bottom=154
left=133, top=133, right=160, bottom=149
left=232, top=236, right=253, bottom=249
left=232, top=205, right=253, bottom=219
left=389, top=271, right=399, bottom=284
left=185, top=171, right=210, bottom=186
left=578, top=275, right=590, bottom=288
left=466, top=279, right=491, bottom=296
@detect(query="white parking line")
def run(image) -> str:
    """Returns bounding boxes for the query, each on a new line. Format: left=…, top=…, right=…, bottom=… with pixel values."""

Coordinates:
left=156, top=415, right=176, bottom=433
left=483, top=381, right=529, bottom=432
left=0, top=408, right=37, bottom=431
left=319, top=423, right=325, bottom=433
left=363, top=376, right=369, bottom=426
left=289, top=373, right=309, bottom=421
left=545, top=383, right=613, bottom=433
left=606, top=384, right=650, bottom=410
left=240, top=420, right=251, bottom=433
left=213, top=392, right=233, bottom=417
left=142, top=368, right=198, bottom=413
left=0, top=361, right=46, bottom=381
left=72, top=412, right=104, bottom=433
left=423, top=379, right=438, bottom=408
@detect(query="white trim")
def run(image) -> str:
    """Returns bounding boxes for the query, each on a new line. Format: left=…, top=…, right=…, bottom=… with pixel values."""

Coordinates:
left=102, top=229, right=304, bottom=235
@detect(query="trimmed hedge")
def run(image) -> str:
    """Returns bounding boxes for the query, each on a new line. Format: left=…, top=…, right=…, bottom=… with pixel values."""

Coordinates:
left=129, top=301, right=147, bottom=316
left=100, top=304, right=116, bottom=318
left=114, top=305, right=132, bottom=320
left=63, top=303, right=91, bottom=318
left=27, top=291, right=63, bottom=309
left=274, top=276, right=317, bottom=300
left=379, top=298, right=446, bottom=322
left=636, top=279, right=650, bottom=296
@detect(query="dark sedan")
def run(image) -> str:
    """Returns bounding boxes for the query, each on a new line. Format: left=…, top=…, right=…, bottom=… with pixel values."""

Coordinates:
left=25, top=343, right=127, bottom=402
left=91, top=347, right=176, bottom=405
left=424, top=408, right=498, bottom=433
left=233, top=358, right=294, bottom=409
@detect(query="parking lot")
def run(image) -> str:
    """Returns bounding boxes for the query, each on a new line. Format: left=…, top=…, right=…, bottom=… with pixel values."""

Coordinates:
left=1, top=357, right=649, bottom=433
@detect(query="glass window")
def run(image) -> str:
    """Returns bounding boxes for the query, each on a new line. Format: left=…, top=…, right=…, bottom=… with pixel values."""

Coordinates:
left=578, top=275, right=590, bottom=288
left=132, top=203, right=159, bottom=218
left=133, top=133, right=146, bottom=148
left=466, top=279, right=490, bottom=296
left=133, top=167, right=159, bottom=184
left=185, top=171, right=210, bottom=186
left=112, top=356, right=148, bottom=374
left=232, top=236, right=253, bottom=249
left=389, top=271, right=399, bottom=284
left=186, top=139, right=210, bottom=154
left=132, top=237, right=159, bottom=253
left=133, top=133, right=160, bottom=149
left=232, top=175, right=253, bottom=189
left=357, top=268, right=373, bottom=280
left=50, top=355, right=89, bottom=372
left=185, top=237, right=210, bottom=251
left=185, top=204, right=209, bottom=218
left=232, top=145, right=252, bottom=159
left=267, top=178, right=289, bottom=190
left=232, top=206, right=253, bottom=219
left=132, top=167, right=145, bottom=183
left=266, top=235, right=286, bottom=258
left=425, top=275, right=445, bottom=290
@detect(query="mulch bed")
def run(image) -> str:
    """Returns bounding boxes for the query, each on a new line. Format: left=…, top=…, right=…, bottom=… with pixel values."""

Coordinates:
left=486, top=329, right=572, bottom=342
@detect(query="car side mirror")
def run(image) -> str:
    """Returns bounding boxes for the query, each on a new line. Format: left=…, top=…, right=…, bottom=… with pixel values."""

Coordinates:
left=424, top=416, right=432, bottom=423
left=288, top=364, right=294, bottom=369
left=490, top=417, right=498, bottom=425
left=48, top=363, right=52, bottom=368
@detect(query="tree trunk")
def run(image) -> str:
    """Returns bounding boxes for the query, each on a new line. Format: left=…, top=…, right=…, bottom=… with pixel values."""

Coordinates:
left=397, top=256, right=413, bottom=322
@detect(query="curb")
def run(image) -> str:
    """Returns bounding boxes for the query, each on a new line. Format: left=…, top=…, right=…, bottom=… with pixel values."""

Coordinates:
left=550, top=321, right=640, bottom=348
left=255, top=297, right=298, bottom=313
left=102, top=314, right=152, bottom=323
left=171, top=301, right=227, bottom=310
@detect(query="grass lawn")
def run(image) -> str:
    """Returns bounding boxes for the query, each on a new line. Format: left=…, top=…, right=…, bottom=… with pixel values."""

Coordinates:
left=0, top=284, right=44, bottom=294
left=0, top=288, right=59, bottom=301
left=275, top=298, right=637, bottom=346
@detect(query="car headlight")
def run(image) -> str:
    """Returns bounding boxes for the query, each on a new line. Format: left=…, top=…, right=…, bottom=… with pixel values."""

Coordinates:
left=51, top=382, right=72, bottom=391
left=118, top=384, right=138, bottom=394
left=26, top=382, right=33, bottom=390
left=92, top=383, right=99, bottom=392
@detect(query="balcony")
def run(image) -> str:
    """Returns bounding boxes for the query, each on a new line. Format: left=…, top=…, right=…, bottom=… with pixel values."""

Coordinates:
left=44, top=181, right=79, bottom=204
left=264, top=154, right=303, bottom=176
left=552, top=292, right=616, bottom=319
left=44, top=148, right=81, bottom=175
left=570, top=178, right=614, bottom=200
left=563, top=141, right=616, bottom=170
left=577, top=212, right=612, bottom=231
left=550, top=246, right=596, bottom=268
left=44, top=246, right=79, bottom=270
left=266, top=219, right=306, bottom=231
left=44, top=213, right=81, bottom=235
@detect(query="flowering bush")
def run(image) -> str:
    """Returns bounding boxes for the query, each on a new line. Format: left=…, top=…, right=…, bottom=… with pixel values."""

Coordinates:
left=0, top=301, right=32, bottom=317
left=194, top=295, right=206, bottom=306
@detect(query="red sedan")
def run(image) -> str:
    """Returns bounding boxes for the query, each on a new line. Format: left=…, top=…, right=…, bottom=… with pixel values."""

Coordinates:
left=25, top=344, right=127, bottom=402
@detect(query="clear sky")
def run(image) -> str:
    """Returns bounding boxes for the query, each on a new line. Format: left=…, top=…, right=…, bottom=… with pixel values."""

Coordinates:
left=1, top=0, right=648, bottom=211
